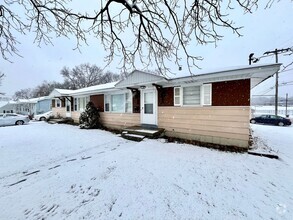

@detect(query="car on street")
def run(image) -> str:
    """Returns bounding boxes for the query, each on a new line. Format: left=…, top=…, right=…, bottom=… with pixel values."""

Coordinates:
left=250, top=114, right=291, bottom=126
left=0, top=113, right=30, bottom=126
left=34, top=111, right=53, bottom=121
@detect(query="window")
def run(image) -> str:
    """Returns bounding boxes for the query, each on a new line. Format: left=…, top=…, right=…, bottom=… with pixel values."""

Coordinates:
left=105, top=95, right=110, bottom=112
left=111, top=94, right=124, bottom=112
left=174, top=87, right=181, bottom=106
left=144, top=92, right=153, bottom=114
left=202, top=84, right=212, bottom=105
left=73, top=97, right=89, bottom=112
left=56, top=99, right=61, bottom=108
left=74, top=98, right=78, bottom=111
left=183, top=86, right=201, bottom=105
left=125, top=93, right=132, bottom=113
left=105, top=92, right=132, bottom=113
left=173, top=84, right=212, bottom=106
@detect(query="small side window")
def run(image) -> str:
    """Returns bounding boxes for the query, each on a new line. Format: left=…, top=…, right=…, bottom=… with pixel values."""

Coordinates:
left=202, top=84, right=212, bottom=105
left=174, top=87, right=181, bottom=106
left=74, top=98, right=78, bottom=111
left=105, top=95, right=110, bottom=112
left=56, top=99, right=61, bottom=108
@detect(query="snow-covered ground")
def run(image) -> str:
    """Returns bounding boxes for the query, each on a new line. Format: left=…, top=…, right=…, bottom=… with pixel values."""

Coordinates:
left=0, top=122, right=292, bottom=219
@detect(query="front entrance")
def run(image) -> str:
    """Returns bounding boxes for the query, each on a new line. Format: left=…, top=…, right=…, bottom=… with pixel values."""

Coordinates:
left=65, top=98, right=71, bottom=117
left=141, top=89, right=157, bottom=126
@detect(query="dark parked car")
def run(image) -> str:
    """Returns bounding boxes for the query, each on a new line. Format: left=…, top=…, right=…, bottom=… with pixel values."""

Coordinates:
left=250, top=115, right=291, bottom=126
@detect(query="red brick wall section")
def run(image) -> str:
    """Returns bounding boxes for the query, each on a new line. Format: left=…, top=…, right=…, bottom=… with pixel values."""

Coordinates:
left=158, top=87, right=174, bottom=106
left=90, top=94, right=104, bottom=112
left=212, top=79, right=250, bottom=106
left=133, top=90, right=140, bottom=113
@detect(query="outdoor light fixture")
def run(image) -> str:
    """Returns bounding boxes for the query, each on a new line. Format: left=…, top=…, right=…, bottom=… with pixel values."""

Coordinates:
left=140, top=85, right=146, bottom=89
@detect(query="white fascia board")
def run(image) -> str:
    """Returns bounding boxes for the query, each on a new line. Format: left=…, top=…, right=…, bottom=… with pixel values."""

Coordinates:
left=167, top=63, right=281, bottom=88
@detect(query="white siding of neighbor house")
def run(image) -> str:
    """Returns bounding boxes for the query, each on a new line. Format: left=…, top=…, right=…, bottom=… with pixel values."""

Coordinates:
left=158, top=106, right=250, bottom=148
left=71, top=111, right=80, bottom=123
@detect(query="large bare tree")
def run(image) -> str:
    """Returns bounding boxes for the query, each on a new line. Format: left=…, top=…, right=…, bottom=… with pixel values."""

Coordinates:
left=61, top=63, right=121, bottom=89
left=0, top=0, right=289, bottom=72
left=12, top=88, right=32, bottom=100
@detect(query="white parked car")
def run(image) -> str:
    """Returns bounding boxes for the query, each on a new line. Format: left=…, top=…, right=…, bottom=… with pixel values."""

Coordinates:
left=0, top=113, right=30, bottom=126
left=34, top=111, right=53, bottom=121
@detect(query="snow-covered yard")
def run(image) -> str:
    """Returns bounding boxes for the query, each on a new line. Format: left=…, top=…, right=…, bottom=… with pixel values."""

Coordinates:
left=0, top=122, right=292, bottom=219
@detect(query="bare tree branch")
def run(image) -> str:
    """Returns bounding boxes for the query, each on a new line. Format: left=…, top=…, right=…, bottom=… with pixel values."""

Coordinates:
left=0, top=72, right=5, bottom=95
left=0, top=0, right=289, bottom=73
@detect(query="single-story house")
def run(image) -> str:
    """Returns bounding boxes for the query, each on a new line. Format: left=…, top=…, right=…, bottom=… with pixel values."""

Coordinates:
left=49, top=63, right=281, bottom=149
left=0, top=100, right=17, bottom=113
left=0, top=96, right=52, bottom=115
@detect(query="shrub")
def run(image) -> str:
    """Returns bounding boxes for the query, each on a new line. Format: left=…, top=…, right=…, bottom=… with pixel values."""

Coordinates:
left=79, top=101, right=101, bottom=129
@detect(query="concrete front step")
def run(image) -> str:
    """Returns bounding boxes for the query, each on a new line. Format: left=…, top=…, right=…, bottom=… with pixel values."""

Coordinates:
left=47, top=117, right=74, bottom=124
left=122, top=126, right=165, bottom=139
left=122, top=132, right=145, bottom=142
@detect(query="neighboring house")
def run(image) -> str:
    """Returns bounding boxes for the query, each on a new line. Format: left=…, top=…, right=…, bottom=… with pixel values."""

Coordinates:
left=0, top=96, right=52, bottom=115
left=14, top=98, right=37, bottom=115
left=0, top=100, right=17, bottom=113
left=34, top=97, right=52, bottom=114
left=49, top=63, right=281, bottom=149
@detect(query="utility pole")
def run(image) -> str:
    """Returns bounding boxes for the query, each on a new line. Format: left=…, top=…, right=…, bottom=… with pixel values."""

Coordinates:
left=285, top=93, right=288, bottom=117
left=263, top=48, right=291, bottom=116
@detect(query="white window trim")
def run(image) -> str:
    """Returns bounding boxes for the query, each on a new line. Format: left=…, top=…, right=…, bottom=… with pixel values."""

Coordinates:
left=174, top=84, right=212, bottom=107
left=174, top=87, right=182, bottom=106
left=104, top=91, right=133, bottom=113
left=202, top=84, right=212, bottom=106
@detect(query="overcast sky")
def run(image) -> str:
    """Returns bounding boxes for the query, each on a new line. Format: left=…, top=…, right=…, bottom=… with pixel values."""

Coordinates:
left=1, top=1, right=292, bottom=98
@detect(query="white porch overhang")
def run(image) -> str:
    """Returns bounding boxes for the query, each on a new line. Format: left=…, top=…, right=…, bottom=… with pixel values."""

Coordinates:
left=49, top=89, right=74, bottom=98
left=115, top=70, right=168, bottom=89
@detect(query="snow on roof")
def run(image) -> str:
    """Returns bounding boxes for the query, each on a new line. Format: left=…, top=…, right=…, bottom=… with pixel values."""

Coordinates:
left=49, top=88, right=74, bottom=98
left=17, top=99, right=37, bottom=103
left=71, top=81, right=118, bottom=96
left=0, top=101, right=8, bottom=108
left=16, top=96, right=51, bottom=104
left=55, top=89, right=75, bottom=95
left=49, top=82, right=118, bottom=97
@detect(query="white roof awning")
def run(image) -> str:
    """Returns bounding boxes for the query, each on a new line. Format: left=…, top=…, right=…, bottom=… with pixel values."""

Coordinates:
left=115, top=70, right=168, bottom=89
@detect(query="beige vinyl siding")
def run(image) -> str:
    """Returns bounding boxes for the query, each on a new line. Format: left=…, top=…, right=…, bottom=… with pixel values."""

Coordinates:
left=100, top=112, right=140, bottom=129
left=52, top=107, right=66, bottom=118
left=71, top=111, right=81, bottom=123
left=158, top=106, right=250, bottom=148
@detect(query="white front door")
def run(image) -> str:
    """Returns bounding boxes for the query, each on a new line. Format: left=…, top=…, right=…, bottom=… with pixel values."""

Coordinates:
left=66, top=99, right=71, bottom=117
left=141, top=89, right=157, bottom=125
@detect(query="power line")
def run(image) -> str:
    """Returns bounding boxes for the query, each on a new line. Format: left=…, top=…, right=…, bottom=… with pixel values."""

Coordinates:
left=249, top=47, right=293, bottom=115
